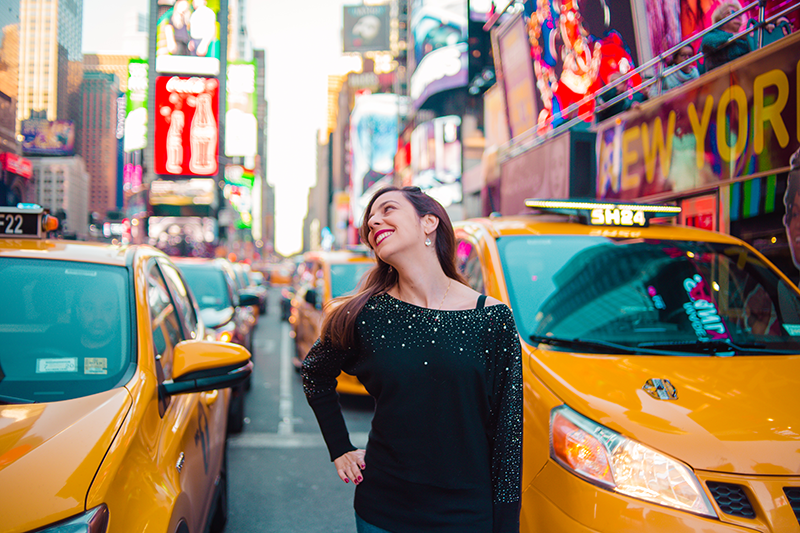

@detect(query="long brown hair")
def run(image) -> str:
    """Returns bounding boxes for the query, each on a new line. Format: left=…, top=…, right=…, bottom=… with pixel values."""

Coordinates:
left=321, top=186, right=466, bottom=350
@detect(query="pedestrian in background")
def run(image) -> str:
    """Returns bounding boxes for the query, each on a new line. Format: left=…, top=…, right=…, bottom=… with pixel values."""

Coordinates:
left=661, top=45, right=699, bottom=91
left=701, top=1, right=754, bottom=72
left=302, top=186, right=523, bottom=533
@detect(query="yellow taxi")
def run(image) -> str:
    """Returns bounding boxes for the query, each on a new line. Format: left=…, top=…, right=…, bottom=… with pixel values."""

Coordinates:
left=0, top=205, right=252, bottom=533
left=290, top=249, right=374, bottom=395
left=454, top=200, right=800, bottom=533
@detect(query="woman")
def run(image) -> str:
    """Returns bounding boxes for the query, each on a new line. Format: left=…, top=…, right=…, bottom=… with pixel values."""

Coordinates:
left=661, top=45, right=699, bottom=92
left=302, top=186, right=522, bottom=533
left=701, top=2, right=754, bottom=72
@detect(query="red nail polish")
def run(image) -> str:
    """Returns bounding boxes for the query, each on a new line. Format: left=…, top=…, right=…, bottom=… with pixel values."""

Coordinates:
left=357, top=476, right=362, bottom=482
left=344, top=479, right=349, bottom=483
left=361, top=464, right=366, bottom=469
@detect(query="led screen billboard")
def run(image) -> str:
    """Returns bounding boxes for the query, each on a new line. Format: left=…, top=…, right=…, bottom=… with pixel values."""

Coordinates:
left=408, top=0, right=468, bottom=110
left=155, top=0, right=221, bottom=76
left=410, top=115, right=462, bottom=207
left=149, top=177, right=217, bottom=205
left=343, top=4, right=391, bottom=52
left=349, top=93, right=406, bottom=226
left=225, top=61, right=257, bottom=158
left=125, top=59, right=148, bottom=153
left=20, top=120, right=75, bottom=156
left=154, top=76, right=219, bottom=177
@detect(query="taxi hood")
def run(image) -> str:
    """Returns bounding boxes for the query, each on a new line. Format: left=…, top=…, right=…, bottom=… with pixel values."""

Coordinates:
left=529, top=346, right=800, bottom=475
left=0, top=388, right=131, bottom=531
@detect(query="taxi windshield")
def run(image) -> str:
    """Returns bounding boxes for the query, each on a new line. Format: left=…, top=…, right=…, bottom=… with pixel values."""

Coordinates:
left=0, top=259, right=133, bottom=403
left=330, top=262, right=372, bottom=298
left=498, top=236, right=800, bottom=354
left=178, top=265, right=233, bottom=310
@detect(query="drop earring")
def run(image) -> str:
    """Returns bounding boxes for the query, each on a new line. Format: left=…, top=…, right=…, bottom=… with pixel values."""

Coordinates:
left=425, top=237, right=432, bottom=247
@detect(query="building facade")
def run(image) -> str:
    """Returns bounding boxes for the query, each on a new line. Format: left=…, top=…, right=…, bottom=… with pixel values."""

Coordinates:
left=17, top=0, right=83, bottom=128
left=30, top=155, right=89, bottom=239
left=78, top=71, right=119, bottom=217
left=83, top=54, right=138, bottom=92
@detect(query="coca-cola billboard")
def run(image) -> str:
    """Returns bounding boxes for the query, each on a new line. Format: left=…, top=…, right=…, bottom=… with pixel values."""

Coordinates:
left=154, top=76, right=219, bottom=176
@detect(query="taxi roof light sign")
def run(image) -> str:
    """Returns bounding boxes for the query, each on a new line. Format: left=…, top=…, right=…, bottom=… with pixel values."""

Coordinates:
left=525, top=199, right=681, bottom=228
left=1, top=205, right=57, bottom=238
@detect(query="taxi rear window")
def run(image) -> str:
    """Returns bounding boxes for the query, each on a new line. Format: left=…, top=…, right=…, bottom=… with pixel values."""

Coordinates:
left=330, top=263, right=372, bottom=299
left=0, top=259, right=133, bottom=403
left=497, top=236, right=800, bottom=354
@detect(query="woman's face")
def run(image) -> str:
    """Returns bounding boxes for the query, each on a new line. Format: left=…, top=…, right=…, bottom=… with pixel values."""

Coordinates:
left=366, top=191, right=427, bottom=261
left=721, top=7, right=742, bottom=34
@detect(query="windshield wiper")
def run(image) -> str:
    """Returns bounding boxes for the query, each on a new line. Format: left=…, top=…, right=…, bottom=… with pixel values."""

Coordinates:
left=0, top=394, right=35, bottom=405
left=529, top=335, right=682, bottom=356
left=638, top=339, right=798, bottom=355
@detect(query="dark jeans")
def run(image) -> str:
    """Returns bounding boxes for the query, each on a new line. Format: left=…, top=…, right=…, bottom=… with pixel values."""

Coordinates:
left=355, top=513, right=394, bottom=533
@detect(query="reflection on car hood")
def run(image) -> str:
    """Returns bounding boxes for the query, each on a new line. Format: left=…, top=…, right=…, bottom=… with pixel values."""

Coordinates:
left=528, top=345, right=800, bottom=475
left=0, top=388, right=131, bottom=531
left=200, top=307, right=234, bottom=329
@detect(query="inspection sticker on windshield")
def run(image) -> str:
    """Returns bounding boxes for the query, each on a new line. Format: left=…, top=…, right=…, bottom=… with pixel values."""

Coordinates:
left=84, top=358, right=108, bottom=375
left=36, top=358, right=78, bottom=373
left=783, top=324, right=800, bottom=336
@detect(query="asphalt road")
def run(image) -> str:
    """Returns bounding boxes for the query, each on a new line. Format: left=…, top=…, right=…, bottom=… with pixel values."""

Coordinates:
left=226, top=288, right=375, bottom=532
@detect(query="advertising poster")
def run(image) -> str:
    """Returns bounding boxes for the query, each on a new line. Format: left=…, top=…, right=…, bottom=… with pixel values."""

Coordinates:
left=408, top=0, right=468, bottom=110
left=156, top=0, right=221, bottom=76
left=596, top=33, right=800, bottom=201
left=154, top=76, right=219, bottom=176
left=225, top=61, right=257, bottom=158
left=343, top=4, right=391, bottom=52
left=125, top=59, right=148, bottom=153
left=349, top=93, right=404, bottom=225
left=20, top=120, right=75, bottom=156
left=527, top=0, right=639, bottom=132
left=469, top=0, right=514, bottom=21
left=410, top=115, right=462, bottom=207
left=224, top=165, right=254, bottom=229
left=495, top=12, right=537, bottom=138
left=149, top=177, right=217, bottom=206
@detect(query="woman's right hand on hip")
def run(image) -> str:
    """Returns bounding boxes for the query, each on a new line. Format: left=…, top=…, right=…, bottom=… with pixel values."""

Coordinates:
left=334, top=449, right=366, bottom=485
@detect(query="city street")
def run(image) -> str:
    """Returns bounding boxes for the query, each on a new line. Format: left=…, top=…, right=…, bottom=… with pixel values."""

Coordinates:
left=226, top=288, right=375, bottom=532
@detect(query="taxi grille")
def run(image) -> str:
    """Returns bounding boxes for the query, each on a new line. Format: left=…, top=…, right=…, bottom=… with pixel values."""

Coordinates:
left=785, top=487, right=800, bottom=524
left=706, top=482, right=755, bottom=518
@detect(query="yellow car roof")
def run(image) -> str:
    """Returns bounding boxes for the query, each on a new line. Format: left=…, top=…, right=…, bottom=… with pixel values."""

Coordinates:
left=458, top=215, right=743, bottom=245
left=0, top=238, right=132, bottom=266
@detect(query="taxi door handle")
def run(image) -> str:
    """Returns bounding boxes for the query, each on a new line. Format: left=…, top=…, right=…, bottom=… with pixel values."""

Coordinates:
left=202, top=390, right=219, bottom=406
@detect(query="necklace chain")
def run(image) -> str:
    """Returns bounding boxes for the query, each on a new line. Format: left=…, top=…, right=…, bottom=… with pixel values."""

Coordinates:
left=437, top=279, right=452, bottom=311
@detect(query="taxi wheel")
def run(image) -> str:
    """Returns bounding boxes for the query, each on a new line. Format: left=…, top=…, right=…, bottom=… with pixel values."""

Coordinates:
left=208, top=444, right=229, bottom=533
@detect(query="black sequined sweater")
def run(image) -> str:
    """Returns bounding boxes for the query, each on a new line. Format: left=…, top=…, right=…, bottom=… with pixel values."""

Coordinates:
left=302, top=293, right=523, bottom=533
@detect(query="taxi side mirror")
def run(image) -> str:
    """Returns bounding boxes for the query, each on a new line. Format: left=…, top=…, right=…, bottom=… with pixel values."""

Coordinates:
left=161, top=340, right=253, bottom=396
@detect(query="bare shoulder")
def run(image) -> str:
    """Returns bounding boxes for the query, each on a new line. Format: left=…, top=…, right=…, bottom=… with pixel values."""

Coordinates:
left=451, top=282, right=505, bottom=309
left=484, top=295, right=505, bottom=307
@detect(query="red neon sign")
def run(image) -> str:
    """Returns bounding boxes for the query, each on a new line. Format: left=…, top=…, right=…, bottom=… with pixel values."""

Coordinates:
left=154, top=76, right=219, bottom=176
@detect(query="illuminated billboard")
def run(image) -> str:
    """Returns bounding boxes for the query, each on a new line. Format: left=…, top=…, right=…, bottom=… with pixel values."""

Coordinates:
left=124, top=59, right=148, bottom=152
left=225, top=61, right=257, bottom=158
left=149, top=177, right=217, bottom=206
left=408, top=0, right=468, bottom=110
left=343, top=4, right=391, bottom=52
left=224, top=165, right=254, bottom=229
left=20, top=120, right=75, bottom=156
left=155, top=0, right=221, bottom=76
left=410, top=115, right=462, bottom=207
left=349, top=94, right=406, bottom=226
left=154, top=76, right=219, bottom=176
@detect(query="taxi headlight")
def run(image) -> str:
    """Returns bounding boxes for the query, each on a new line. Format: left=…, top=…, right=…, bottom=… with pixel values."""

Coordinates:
left=550, top=406, right=716, bottom=517
left=37, top=504, right=109, bottom=532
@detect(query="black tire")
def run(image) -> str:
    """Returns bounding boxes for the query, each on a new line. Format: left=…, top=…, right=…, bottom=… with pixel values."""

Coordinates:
left=227, top=385, right=245, bottom=434
left=208, top=443, right=229, bottom=533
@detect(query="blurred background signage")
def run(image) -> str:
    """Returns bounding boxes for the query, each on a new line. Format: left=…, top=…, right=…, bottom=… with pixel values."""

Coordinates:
left=149, top=177, right=217, bottom=206
left=155, top=0, right=221, bottom=76
left=154, top=76, right=219, bottom=176
left=125, top=59, right=149, bottom=153
left=343, top=5, right=391, bottom=53
left=20, top=120, right=75, bottom=156
left=225, top=61, right=258, bottom=158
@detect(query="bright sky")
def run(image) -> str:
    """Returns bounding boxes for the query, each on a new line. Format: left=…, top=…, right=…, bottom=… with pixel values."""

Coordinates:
left=82, top=0, right=357, bottom=257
